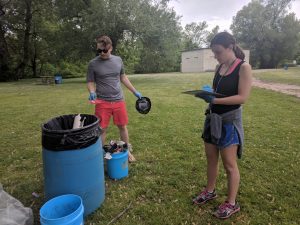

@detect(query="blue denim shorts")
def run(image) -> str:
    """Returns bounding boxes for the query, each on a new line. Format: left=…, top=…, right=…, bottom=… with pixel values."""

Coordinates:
left=217, top=123, right=240, bottom=149
left=203, top=123, right=240, bottom=149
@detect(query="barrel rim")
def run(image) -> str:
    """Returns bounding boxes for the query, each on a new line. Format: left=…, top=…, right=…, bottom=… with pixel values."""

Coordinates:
left=40, top=194, right=84, bottom=222
left=109, top=150, right=128, bottom=160
left=41, top=114, right=100, bottom=134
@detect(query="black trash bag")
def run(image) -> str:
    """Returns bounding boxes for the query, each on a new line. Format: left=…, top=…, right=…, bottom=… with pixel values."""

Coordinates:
left=136, top=97, right=151, bottom=114
left=42, top=114, right=101, bottom=151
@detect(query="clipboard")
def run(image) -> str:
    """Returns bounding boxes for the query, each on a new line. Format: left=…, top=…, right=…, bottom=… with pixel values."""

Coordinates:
left=182, top=90, right=225, bottom=97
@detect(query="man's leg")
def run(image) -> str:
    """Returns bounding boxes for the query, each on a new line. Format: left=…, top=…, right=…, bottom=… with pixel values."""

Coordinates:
left=95, top=101, right=112, bottom=146
left=117, top=125, right=135, bottom=162
left=118, top=125, right=128, bottom=143
left=113, top=101, right=135, bottom=162
left=100, top=128, right=107, bottom=145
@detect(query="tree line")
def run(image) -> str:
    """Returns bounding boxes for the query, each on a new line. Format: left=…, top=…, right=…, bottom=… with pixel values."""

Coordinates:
left=0, top=0, right=299, bottom=81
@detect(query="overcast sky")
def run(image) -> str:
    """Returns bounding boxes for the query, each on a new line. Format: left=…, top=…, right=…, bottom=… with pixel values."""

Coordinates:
left=168, top=0, right=300, bottom=31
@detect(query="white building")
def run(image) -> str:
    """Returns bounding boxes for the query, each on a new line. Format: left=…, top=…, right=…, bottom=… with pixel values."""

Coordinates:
left=181, top=48, right=250, bottom=73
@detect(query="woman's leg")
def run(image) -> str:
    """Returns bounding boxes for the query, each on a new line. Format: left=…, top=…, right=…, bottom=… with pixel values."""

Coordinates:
left=220, top=145, right=240, bottom=204
left=204, top=142, right=219, bottom=191
left=192, top=142, right=219, bottom=205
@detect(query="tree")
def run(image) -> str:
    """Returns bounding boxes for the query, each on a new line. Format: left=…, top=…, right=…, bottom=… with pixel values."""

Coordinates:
left=2, top=0, right=34, bottom=80
left=115, top=32, right=142, bottom=74
left=231, top=0, right=300, bottom=68
left=182, top=22, right=208, bottom=50
left=0, top=0, right=57, bottom=80
left=133, top=1, right=182, bottom=73
left=15, top=0, right=32, bottom=79
left=0, top=0, right=11, bottom=81
left=0, top=0, right=184, bottom=80
left=205, top=25, right=219, bottom=47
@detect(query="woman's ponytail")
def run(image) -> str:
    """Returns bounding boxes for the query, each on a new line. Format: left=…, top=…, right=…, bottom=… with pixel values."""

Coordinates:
left=233, top=45, right=245, bottom=60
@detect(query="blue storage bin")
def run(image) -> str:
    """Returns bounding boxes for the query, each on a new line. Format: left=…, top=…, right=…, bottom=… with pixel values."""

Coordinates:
left=54, top=75, right=62, bottom=84
left=106, top=150, right=128, bottom=180
left=40, top=194, right=84, bottom=225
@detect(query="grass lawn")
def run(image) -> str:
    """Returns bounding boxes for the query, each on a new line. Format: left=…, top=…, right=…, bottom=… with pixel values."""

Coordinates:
left=253, top=67, right=300, bottom=85
left=0, top=70, right=300, bottom=225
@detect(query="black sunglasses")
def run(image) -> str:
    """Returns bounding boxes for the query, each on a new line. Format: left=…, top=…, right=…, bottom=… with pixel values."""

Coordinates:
left=97, top=48, right=108, bottom=54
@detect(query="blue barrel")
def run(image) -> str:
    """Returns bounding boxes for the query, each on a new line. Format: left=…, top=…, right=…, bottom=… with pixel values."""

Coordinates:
left=54, top=75, right=62, bottom=84
left=40, top=194, right=84, bottom=225
left=107, top=150, right=128, bottom=180
left=42, top=114, right=105, bottom=217
left=43, top=139, right=105, bottom=216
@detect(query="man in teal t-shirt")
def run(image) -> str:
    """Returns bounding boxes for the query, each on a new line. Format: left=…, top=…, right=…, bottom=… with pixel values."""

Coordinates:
left=87, top=35, right=142, bottom=162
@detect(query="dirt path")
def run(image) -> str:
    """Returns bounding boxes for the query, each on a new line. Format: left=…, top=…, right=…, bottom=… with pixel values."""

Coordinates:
left=252, top=78, right=300, bottom=98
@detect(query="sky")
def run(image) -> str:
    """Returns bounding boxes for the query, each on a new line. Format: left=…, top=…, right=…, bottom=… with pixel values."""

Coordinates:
left=167, top=0, right=300, bottom=31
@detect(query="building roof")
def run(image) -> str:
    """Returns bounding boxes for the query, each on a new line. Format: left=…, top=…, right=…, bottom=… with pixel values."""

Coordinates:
left=181, top=48, right=211, bottom=53
left=181, top=48, right=250, bottom=53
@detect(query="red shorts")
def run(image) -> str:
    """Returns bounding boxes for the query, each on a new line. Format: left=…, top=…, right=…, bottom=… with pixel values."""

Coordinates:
left=94, top=99, right=128, bottom=128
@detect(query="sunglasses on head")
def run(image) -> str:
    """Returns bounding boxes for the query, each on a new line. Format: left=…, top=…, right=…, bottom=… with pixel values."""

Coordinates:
left=97, top=48, right=108, bottom=54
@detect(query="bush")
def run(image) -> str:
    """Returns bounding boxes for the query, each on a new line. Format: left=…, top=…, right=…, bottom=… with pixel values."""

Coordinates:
left=58, top=61, right=87, bottom=78
left=286, top=63, right=297, bottom=67
left=41, top=63, right=56, bottom=77
left=38, top=61, right=87, bottom=79
left=281, top=63, right=297, bottom=68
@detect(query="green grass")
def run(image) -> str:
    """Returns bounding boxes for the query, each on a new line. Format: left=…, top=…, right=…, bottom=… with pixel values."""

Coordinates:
left=0, top=71, right=300, bottom=225
left=253, top=67, right=300, bottom=85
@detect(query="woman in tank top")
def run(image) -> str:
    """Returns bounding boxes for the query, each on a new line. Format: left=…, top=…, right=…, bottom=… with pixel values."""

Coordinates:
left=192, top=32, right=252, bottom=219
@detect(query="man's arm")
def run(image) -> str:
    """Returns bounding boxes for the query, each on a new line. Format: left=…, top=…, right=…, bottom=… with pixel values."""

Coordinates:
left=87, top=82, right=96, bottom=93
left=87, top=81, right=97, bottom=101
left=120, top=74, right=138, bottom=93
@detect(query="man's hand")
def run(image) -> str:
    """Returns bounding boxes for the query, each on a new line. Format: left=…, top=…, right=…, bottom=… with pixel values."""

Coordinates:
left=88, top=92, right=97, bottom=101
left=133, top=91, right=142, bottom=99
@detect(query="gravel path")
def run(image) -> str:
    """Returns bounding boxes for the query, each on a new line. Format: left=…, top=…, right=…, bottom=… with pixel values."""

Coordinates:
left=252, top=78, right=300, bottom=98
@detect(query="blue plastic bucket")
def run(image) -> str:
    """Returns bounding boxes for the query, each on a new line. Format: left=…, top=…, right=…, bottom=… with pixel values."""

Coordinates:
left=42, top=139, right=105, bottom=216
left=40, top=194, right=84, bottom=225
left=54, top=75, right=62, bottom=84
left=106, top=150, right=128, bottom=180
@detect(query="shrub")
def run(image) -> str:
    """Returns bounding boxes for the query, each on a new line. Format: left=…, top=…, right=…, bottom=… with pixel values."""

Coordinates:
left=58, top=61, right=87, bottom=78
left=41, top=63, right=56, bottom=77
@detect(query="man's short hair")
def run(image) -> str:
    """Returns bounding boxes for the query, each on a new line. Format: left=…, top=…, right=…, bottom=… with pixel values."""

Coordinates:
left=96, top=35, right=112, bottom=47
